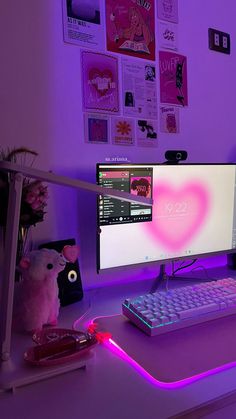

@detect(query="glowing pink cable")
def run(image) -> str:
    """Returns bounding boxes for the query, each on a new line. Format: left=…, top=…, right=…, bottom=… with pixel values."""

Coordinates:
left=86, top=316, right=236, bottom=389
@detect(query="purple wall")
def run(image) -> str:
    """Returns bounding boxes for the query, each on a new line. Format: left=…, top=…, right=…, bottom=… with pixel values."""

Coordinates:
left=0, top=0, right=235, bottom=288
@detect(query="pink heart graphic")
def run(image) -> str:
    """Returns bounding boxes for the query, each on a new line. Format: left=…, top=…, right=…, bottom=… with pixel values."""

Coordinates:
left=89, top=69, right=113, bottom=96
left=62, top=245, right=79, bottom=263
left=145, top=182, right=210, bottom=252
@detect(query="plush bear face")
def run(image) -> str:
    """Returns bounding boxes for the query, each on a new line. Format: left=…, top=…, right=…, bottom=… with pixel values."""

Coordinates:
left=19, top=249, right=67, bottom=282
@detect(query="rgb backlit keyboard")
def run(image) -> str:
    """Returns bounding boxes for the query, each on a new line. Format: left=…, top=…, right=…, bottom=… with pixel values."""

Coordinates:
left=122, top=278, right=236, bottom=336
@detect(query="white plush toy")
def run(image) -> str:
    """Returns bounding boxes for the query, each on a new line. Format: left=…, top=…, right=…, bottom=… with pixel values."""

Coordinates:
left=14, top=245, right=79, bottom=332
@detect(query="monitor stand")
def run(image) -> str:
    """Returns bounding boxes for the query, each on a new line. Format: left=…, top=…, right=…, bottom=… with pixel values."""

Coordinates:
left=149, top=262, right=222, bottom=294
left=150, top=264, right=168, bottom=293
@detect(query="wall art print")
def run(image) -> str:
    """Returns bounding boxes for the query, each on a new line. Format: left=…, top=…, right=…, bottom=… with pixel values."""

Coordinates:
left=62, top=0, right=104, bottom=48
left=84, top=113, right=110, bottom=144
left=160, top=105, right=179, bottom=133
left=122, top=58, right=157, bottom=119
left=136, top=119, right=158, bottom=147
left=106, top=0, right=156, bottom=61
left=111, top=117, right=135, bottom=146
left=159, top=51, right=188, bottom=107
left=157, top=0, right=178, bottom=23
left=158, top=21, right=178, bottom=51
left=81, top=51, right=119, bottom=114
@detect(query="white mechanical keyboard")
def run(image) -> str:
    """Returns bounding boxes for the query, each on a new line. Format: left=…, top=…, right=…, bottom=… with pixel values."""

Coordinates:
left=122, top=278, right=236, bottom=336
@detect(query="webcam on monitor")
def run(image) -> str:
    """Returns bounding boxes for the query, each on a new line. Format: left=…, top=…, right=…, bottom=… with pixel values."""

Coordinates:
left=164, top=150, right=188, bottom=164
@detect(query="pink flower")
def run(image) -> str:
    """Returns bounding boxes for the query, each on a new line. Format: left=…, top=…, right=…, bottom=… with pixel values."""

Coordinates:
left=23, top=181, right=48, bottom=213
left=25, top=192, right=36, bottom=205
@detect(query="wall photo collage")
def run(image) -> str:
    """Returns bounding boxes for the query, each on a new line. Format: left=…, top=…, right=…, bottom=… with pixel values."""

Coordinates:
left=62, top=0, right=188, bottom=146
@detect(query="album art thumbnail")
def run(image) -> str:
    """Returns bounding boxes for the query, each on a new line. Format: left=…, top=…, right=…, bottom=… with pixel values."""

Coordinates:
left=130, top=176, right=152, bottom=198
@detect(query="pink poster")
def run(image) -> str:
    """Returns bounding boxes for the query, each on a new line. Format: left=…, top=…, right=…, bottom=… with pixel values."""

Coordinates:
left=81, top=51, right=119, bottom=113
left=159, top=51, right=188, bottom=107
left=160, top=106, right=180, bottom=133
left=84, top=113, right=110, bottom=144
left=106, top=0, right=156, bottom=61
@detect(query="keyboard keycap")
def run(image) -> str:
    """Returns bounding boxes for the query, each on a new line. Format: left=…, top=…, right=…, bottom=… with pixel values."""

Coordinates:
left=122, top=278, right=236, bottom=336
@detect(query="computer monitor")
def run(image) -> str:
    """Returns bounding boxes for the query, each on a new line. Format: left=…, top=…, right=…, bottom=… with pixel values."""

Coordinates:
left=97, top=163, right=236, bottom=271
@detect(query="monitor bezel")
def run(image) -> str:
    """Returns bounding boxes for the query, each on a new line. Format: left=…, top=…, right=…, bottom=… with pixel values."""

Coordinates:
left=96, top=162, right=236, bottom=272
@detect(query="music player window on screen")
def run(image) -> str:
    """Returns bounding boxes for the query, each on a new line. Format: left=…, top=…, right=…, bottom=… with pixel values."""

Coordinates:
left=98, top=166, right=153, bottom=225
left=98, top=164, right=236, bottom=270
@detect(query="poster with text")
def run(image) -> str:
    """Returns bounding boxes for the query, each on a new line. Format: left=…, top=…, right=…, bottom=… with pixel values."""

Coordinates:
left=159, top=51, right=188, bottom=107
left=160, top=106, right=179, bottom=133
left=84, top=113, right=110, bottom=144
left=136, top=119, right=158, bottom=147
left=122, top=59, right=157, bottom=118
left=158, top=21, right=178, bottom=50
left=81, top=51, right=119, bottom=114
left=106, top=0, right=156, bottom=61
left=62, top=0, right=104, bottom=48
left=111, top=117, right=135, bottom=146
left=157, top=0, right=178, bottom=23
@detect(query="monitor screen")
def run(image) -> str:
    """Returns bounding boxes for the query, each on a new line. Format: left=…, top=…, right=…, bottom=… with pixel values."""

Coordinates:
left=97, top=164, right=236, bottom=271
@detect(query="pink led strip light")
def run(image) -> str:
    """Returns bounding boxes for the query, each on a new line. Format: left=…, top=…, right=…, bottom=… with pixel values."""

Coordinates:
left=84, top=317, right=236, bottom=389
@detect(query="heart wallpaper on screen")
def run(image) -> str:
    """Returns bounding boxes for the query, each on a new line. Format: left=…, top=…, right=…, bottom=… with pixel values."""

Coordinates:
left=144, top=180, right=210, bottom=252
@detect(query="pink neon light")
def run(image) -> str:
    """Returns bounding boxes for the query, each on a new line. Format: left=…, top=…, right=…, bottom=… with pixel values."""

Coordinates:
left=87, top=319, right=236, bottom=389
left=145, top=181, right=210, bottom=252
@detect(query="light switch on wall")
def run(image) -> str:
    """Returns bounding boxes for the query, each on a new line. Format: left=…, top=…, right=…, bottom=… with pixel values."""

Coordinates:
left=222, top=36, right=228, bottom=48
left=214, top=33, right=220, bottom=46
left=208, top=28, right=230, bottom=54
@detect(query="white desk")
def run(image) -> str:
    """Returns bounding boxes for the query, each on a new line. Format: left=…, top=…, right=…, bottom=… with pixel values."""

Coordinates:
left=1, top=266, right=236, bottom=419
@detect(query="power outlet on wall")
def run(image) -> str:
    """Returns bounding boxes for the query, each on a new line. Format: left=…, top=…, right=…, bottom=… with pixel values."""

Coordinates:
left=208, top=28, right=230, bottom=54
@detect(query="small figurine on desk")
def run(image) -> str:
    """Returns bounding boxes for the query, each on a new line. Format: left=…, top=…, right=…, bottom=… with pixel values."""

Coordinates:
left=13, top=245, right=79, bottom=333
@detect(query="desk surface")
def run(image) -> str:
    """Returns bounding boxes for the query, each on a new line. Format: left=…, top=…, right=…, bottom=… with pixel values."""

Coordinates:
left=1, top=266, right=236, bottom=419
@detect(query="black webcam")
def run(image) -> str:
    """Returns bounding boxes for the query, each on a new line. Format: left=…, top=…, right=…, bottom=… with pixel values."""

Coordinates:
left=164, top=150, right=188, bottom=164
